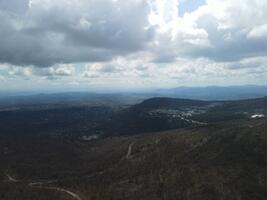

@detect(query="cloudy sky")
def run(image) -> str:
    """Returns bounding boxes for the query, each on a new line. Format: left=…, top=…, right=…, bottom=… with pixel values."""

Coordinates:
left=0, top=0, right=267, bottom=92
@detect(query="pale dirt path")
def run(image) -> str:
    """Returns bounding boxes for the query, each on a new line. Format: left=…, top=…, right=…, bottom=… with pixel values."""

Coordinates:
left=31, top=186, right=82, bottom=200
left=126, top=143, right=134, bottom=159
left=6, top=174, right=18, bottom=182
left=4, top=173, right=83, bottom=200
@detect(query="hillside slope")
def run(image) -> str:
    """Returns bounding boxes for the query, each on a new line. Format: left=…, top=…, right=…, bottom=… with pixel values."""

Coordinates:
left=0, top=119, right=267, bottom=200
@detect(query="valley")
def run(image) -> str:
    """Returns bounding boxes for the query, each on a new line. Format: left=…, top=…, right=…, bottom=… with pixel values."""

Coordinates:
left=0, top=96, right=266, bottom=137
left=0, top=95, right=267, bottom=199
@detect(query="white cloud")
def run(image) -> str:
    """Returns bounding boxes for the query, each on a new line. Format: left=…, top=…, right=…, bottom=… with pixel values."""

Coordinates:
left=46, top=64, right=75, bottom=76
left=6, top=64, right=75, bottom=79
left=83, top=62, right=123, bottom=78
left=148, top=0, right=267, bottom=63
left=247, top=24, right=267, bottom=39
left=8, top=66, right=33, bottom=77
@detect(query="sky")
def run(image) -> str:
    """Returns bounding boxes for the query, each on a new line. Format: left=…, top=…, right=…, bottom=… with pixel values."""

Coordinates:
left=0, top=0, right=267, bottom=92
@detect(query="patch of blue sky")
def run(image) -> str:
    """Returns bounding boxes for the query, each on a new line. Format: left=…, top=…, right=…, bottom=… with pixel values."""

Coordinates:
left=179, top=0, right=206, bottom=17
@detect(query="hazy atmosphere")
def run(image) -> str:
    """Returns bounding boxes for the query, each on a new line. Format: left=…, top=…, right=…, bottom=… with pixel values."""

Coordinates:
left=1, top=0, right=267, bottom=92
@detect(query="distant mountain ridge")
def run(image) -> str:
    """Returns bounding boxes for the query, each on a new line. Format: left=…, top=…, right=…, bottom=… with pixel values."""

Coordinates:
left=1, top=86, right=267, bottom=108
left=133, top=97, right=210, bottom=110
left=156, top=85, right=267, bottom=100
left=105, top=96, right=267, bottom=135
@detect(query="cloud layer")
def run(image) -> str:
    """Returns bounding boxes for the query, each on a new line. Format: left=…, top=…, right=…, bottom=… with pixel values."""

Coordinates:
left=0, top=0, right=267, bottom=90
left=0, top=0, right=154, bottom=67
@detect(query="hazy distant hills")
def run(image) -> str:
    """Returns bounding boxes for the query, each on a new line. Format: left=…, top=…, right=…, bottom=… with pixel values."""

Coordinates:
left=1, top=95, right=266, bottom=136
left=156, top=85, right=267, bottom=100
left=0, top=92, right=151, bottom=109
left=1, top=85, right=267, bottom=109
left=132, top=97, right=210, bottom=110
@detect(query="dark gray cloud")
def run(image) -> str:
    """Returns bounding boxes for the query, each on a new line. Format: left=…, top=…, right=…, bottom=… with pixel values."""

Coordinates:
left=0, top=0, right=29, bottom=14
left=1, top=0, right=267, bottom=74
left=0, top=0, right=154, bottom=67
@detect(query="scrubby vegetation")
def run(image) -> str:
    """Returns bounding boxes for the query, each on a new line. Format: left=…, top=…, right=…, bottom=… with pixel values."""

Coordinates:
left=0, top=119, right=267, bottom=200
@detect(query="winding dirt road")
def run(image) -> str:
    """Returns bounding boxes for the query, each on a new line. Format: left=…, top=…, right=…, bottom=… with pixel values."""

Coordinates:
left=31, top=186, right=82, bottom=200
left=4, top=173, right=82, bottom=200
